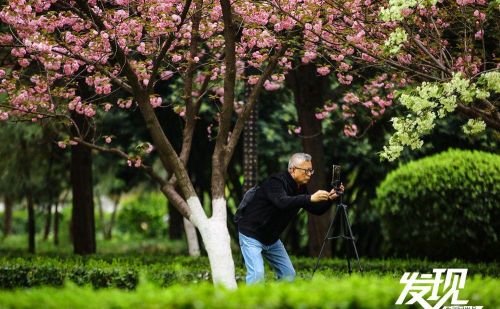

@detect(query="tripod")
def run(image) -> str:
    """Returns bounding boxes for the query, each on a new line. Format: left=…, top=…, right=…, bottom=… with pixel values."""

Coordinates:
left=312, top=192, right=363, bottom=276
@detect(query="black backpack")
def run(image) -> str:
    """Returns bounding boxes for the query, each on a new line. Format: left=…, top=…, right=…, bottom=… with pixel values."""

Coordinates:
left=234, top=186, right=259, bottom=223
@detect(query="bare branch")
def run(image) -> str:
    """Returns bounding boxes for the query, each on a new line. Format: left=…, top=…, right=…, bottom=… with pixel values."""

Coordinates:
left=72, top=137, right=169, bottom=187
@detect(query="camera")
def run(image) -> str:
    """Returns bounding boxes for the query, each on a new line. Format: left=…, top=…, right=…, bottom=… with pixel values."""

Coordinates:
left=331, top=165, right=341, bottom=192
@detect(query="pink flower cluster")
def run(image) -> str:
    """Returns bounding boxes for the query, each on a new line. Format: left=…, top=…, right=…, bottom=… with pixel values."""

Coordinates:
left=317, top=66, right=331, bottom=76
left=68, top=96, right=96, bottom=117
left=343, top=124, right=358, bottom=137
left=343, top=93, right=360, bottom=104
left=127, top=158, right=142, bottom=168
left=456, top=0, right=475, bottom=5
left=85, top=75, right=112, bottom=95
left=263, top=80, right=281, bottom=91
left=337, top=73, right=353, bottom=85
left=118, top=98, right=133, bottom=109
left=150, top=96, right=162, bottom=108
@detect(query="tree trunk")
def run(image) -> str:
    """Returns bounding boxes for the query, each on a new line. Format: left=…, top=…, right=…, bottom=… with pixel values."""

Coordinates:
left=71, top=113, right=96, bottom=255
left=43, top=204, right=52, bottom=241
left=27, top=193, right=35, bottom=254
left=168, top=201, right=184, bottom=240
left=105, top=195, right=119, bottom=240
left=183, top=217, right=200, bottom=256
left=286, top=63, right=332, bottom=258
left=97, top=195, right=107, bottom=239
left=53, top=202, right=59, bottom=246
left=3, top=196, right=13, bottom=237
left=187, top=196, right=236, bottom=288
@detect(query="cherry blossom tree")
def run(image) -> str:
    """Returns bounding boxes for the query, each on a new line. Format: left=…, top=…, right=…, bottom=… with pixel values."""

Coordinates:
left=263, top=0, right=499, bottom=160
left=0, top=0, right=292, bottom=288
left=1, top=0, right=497, bottom=288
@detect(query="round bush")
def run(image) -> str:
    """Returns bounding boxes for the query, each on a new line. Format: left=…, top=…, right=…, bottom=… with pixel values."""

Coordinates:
left=373, top=149, right=499, bottom=260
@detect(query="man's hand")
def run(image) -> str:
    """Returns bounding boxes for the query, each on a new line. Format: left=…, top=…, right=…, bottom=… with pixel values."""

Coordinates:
left=328, top=183, right=345, bottom=200
left=310, top=190, right=331, bottom=202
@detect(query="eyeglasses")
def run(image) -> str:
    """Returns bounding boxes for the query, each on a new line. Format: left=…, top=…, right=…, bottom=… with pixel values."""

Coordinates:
left=294, top=167, right=315, bottom=175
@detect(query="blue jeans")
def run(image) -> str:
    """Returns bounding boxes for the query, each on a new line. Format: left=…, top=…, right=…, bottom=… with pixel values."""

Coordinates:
left=238, top=232, right=296, bottom=284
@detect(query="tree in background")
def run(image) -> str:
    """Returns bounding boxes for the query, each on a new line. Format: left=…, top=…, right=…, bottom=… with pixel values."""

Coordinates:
left=0, top=122, right=68, bottom=252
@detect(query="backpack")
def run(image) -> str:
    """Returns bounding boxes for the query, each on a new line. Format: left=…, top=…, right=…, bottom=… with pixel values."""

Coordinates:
left=234, top=186, right=259, bottom=223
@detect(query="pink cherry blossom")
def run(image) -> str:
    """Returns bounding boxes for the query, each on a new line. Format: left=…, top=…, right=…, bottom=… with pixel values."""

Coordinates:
left=330, top=54, right=345, bottom=62
left=263, top=80, right=281, bottom=91
left=343, top=93, right=360, bottom=104
left=317, top=66, right=330, bottom=76
left=150, top=96, right=162, bottom=108
left=160, top=70, right=174, bottom=80
left=324, top=104, right=338, bottom=112
left=172, top=54, right=182, bottom=62
left=118, top=98, right=133, bottom=109
left=248, top=75, right=260, bottom=85
left=474, top=30, right=484, bottom=40
left=343, top=124, right=358, bottom=137
left=315, top=111, right=329, bottom=120
left=18, top=59, right=30, bottom=67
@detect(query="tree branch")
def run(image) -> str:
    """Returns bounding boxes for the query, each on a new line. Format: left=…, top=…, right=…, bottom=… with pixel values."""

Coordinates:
left=224, top=45, right=288, bottom=168
left=456, top=103, right=500, bottom=131
left=212, top=0, right=237, bottom=198
left=72, top=137, right=168, bottom=187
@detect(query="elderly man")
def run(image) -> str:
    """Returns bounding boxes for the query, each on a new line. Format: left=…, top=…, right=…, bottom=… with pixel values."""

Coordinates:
left=237, top=153, right=342, bottom=284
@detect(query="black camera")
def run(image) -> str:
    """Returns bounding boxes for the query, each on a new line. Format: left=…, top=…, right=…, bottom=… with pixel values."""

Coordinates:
left=331, top=165, right=341, bottom=192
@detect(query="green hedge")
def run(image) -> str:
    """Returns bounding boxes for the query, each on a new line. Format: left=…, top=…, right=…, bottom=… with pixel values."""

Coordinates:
left=0, top=260, right=138, bottom=290
left=0, top=275, right=498, bottom=309
left=374, top=149, right=500, bottom=260
left=1, top=255, right=498, bottom=290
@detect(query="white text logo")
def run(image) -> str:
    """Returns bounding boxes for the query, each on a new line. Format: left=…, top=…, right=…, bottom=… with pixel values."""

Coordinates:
left=396, top=269, right=482, bottom=309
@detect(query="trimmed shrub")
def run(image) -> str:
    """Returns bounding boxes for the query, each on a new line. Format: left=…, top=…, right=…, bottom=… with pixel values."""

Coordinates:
left=0, top=266, right=30, bottom=289
left=26, top=266, right=64, bottom=287
left=373, top=149, right=500, bottom=260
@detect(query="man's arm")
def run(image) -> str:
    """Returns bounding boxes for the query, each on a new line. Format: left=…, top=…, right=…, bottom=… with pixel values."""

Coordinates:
left=265, top=178, right=312, bottom=210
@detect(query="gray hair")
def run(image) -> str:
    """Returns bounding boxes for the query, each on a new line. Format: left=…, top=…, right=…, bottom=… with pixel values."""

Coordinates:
left=288, top=153, right=312, bottom=170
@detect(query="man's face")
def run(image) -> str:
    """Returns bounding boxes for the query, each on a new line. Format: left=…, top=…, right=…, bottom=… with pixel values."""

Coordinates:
left=291, top=160, right=314, bottom=186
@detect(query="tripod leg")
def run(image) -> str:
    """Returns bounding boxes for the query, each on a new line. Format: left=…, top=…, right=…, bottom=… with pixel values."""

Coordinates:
left=312, top=204, right=339, bottom=276
left=342, top=205, right=363, bottom=273
left=341, top=206, right=353, bottom=274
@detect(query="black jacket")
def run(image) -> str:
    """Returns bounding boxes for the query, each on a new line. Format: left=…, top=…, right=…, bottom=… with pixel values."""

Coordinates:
left=237, top=171, right=332, bottom=245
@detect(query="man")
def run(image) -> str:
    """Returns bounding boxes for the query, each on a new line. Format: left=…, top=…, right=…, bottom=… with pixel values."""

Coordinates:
left=237, top=153, right=343, bottom=284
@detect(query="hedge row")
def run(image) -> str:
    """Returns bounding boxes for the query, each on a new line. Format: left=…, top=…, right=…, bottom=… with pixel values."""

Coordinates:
left=0, top=258, right=215, bottom=289
left=1, top=255, right=498, bottom=290
left=0, top=275, right=498, bottom=309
